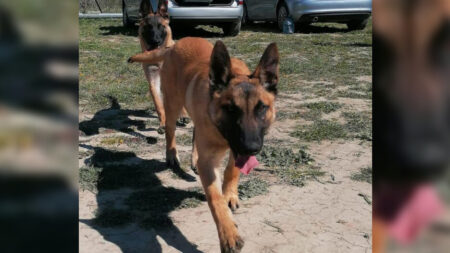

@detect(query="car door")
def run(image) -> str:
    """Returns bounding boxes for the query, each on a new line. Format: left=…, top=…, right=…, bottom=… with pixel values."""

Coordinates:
left=124, top=0, right=141, bottom=19
left=246, top=0, right=277, bottom=20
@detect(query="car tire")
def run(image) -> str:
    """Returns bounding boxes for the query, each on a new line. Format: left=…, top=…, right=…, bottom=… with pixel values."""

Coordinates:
left=347, top=19, right=368, bottom=31
left=122, top=1, right=134, bottom=28
left=242, top=4, right=250, bottom=26
left=277, top=3, right=289, bottom=32
left=223, top=21, right=241, bottom=37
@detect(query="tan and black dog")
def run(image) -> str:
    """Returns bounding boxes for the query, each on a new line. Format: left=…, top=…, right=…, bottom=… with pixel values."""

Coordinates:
left=138, top=0, right=174, bottom=133
left=373, top=1, right=449, bottom=252
left=130, top=37, right=279, bottom=252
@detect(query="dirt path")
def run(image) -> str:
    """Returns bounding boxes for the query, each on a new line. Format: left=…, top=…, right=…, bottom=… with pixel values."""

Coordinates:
left=79, top=110, right=372, bottom=252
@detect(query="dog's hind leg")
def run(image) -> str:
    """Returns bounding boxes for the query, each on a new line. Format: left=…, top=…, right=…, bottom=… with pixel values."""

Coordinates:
left=223, top=153, right=240, bottom=212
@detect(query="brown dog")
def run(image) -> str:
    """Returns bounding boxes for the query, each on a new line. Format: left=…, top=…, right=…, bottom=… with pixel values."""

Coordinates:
left=138, top=0, right=174, bottom=133
left=130, top=37, right=279, bottom=252
left=373, top=0, right=450, bottom=252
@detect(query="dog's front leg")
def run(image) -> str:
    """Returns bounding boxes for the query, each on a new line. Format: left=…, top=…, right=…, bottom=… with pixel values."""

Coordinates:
left=197, top=150, right=244, bottom=253
left=223, top=153, right=240, bottom=212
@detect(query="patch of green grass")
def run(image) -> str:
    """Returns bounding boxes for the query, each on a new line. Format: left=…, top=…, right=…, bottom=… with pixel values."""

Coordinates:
left=304, top=101, right=341, bottom=114
left=79, top=19, right=150, bottom=113
left=351, top=167, right=372, bottom=184
left=80, top=18, right=372, bottom=112
left=301, top=109, right=322, bottom=121
left=79, top=166, right=102, bottom=192
left=300, top=101, right=342, bottom=121
left=238, top=178, right=269, bottom=200
left=176, top=134, right=192, bottom=146
left=337, top=89, right=372, bottom=99
left=276, top=110, right=303, bottom=121
left=277, top=166, right=325, bottom=187
left=291, top=120, right=346, bottom=141
left=94, top=208, right=133, bottom=227
left=256, top=146, right=324, bottom=187
left=257, top=146, right=314, bottom=168
left=342, top=111, right=372, bottom=141
left=100, top=136, right=124, bottom=145
left=179, top=197, right=204, bottom=209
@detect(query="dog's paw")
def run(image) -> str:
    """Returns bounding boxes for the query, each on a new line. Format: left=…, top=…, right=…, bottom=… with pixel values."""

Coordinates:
left=190, top=164, right=199, bottom=175
left=157, top=126, right=165, bottom=135
left=166, top=152, right=180, bottom=169
left=127, top=57, right=134, bottom=63
left=176, top=117, right=190, bottom=127
left=219, top=225, right=244, bottom=253
left=180, top=117, right=191, bottom=125
left=223, top=193, right=240, bottom=212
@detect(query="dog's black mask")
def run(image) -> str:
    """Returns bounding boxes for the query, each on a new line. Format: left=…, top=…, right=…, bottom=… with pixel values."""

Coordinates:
left=141, top=16, right=167, bottom=50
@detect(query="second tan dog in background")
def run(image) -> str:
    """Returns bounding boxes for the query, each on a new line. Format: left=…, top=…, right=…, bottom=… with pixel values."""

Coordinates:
left=137, top=0, right=174, bottom=134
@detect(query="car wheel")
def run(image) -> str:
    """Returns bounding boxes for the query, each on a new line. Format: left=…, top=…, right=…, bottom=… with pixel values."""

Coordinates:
left=242, top=4, right=249, bottom=26
left=122, top=1, right=134, bottom=28
left=277, top=3, right=288, bottom=31
left=223, top=21, right=241, bottom=37
left=347, top=19, right=368, bottom=31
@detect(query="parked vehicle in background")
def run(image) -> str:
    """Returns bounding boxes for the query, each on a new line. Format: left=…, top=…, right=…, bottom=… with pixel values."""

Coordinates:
left=242, top=0, right=372, bottom=31
left=123, top=0, right=244, bottom=36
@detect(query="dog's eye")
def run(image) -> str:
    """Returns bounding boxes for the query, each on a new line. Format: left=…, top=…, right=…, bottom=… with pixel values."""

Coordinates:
left=222, top=103, right=238, bottom=114
left=255, top=101, right=269, bottom=118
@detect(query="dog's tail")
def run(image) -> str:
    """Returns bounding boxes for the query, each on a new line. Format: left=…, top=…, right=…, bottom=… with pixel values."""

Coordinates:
left=127, top=46, right=171, bottom=64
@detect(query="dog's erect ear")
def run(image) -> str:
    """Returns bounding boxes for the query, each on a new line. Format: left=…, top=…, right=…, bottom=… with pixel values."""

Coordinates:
left=140, top=0, right=152, bottom=17
left=158, top=0, right=169, bottom=18
left=210, top=41, right=232, bottom=94
left=251, top=43, right=279, bottom=94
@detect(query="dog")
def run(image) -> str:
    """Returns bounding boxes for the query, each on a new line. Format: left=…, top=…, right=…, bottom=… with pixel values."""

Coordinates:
left=373, top=0, right=449, bottom=252
left=138, top=0, right=175, bottom=134
left=130, top=37, right=279, bottom=252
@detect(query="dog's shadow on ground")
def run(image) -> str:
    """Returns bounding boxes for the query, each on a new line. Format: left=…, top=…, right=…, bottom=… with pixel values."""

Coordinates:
left=80, top=145, right=202, bottom=253
left=79, top=96, right=158, bottom=144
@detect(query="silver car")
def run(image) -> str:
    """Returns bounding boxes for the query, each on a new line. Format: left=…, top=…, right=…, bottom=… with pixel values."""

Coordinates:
left=123, top=0, right=244, bottom=36
left=242, top=0, right=372, bottom=31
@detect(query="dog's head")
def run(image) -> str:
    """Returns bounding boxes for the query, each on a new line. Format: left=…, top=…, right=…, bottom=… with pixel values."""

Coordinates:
left=208, top=41, right=279, bottom=158
left=373, top=0, right=450, bottom=178
left=139, top=0, right=170, bottom=50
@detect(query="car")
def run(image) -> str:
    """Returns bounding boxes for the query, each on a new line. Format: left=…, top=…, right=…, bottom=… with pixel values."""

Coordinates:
left=122, top=0, right=244, bottom=36
left=242, top=0, right=372, bottom=31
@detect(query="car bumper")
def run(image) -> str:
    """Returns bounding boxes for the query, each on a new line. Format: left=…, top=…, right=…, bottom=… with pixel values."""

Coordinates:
left=287, top=0, right=372, bottom=22
left=168, top=1, right=243, bottom=22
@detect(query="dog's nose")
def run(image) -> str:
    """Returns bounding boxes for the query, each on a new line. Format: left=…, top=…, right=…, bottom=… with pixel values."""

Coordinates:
left=242, top=141, right=261, bottom=155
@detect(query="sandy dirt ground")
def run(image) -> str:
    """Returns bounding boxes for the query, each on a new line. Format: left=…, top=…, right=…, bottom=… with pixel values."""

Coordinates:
left=79, top=94, right=372, bottom=252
